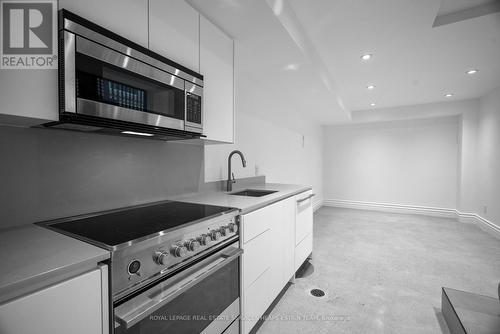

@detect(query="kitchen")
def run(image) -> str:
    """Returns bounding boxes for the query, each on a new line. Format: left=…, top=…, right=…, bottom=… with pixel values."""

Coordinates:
left=0, top=0, right=499, bottom=333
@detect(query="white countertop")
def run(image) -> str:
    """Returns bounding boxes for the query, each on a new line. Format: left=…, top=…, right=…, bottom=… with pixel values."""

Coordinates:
left=172, top=183, right=312, bottom=214
left=0, top=182, right=309, bottom=303
left=0, top=225, right=109, bottom=303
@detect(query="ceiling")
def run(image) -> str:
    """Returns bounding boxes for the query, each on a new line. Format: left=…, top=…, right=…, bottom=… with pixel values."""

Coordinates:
left=189, top=0, right=500, bottom=125
left=188, top=0, right=350, bottom=127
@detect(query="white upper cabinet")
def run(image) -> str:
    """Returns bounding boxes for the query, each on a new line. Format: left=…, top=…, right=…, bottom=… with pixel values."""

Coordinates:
left=59, top=0, right=149, bottom=47
left=1, top=0, right=236, bottom=141
left=0, top=0, right=149, bottom=127
left=200, top=16, right=234, bottom=143
left=149, top=0, right=199, bottom=71
left=0, top=70, right=58, bottom=126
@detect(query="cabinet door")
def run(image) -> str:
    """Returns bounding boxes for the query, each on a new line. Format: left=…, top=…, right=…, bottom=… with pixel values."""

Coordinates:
left=241, top=198, right=296, bottom=334
left=267, top=197, right=295, bottom=296
left=59, top=0, right=148, bottom=47
left=240, top=203, right=276, bottom=334
left=0, top=265, right=108, bottom=334
left=279, top=197, right=296, bottom=284
left=149, top=0, right=199, bottom=71
left=0, top=70, right=58, bottom=126
left=241, top=268, right=270, bottom=334
left=0, top=0, right=148, bottom=127
left=0, top=0, right=59, bottom=125
left=295, top=190, right=313, bottom=245
left=295, top=233, right=313, bottom=271
left=241, top=229, right=271, bottom=289
left=200, top=16, right=234, bottom=143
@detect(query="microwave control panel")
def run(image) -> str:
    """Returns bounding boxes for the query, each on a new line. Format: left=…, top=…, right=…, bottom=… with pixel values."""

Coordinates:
left=186, top=93, right=202, bottom=125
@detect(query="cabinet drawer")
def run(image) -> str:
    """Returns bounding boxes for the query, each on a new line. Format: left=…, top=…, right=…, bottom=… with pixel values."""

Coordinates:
left=241, top=268, right=270, bottom=334
left=242, top=229, right=271, bottom=288
left=295, top=232, right=312, bottom=271
left=295, top=190, right=313, bottom=245
left=241, top=206, right=273, bottom=244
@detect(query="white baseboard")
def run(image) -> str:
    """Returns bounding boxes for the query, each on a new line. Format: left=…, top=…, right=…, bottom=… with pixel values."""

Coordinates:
left=323, top=199, right=457, bottom=218
left=456, top=211, right=500, bottom=240
left=455, top=211, right=477, bottom=224
left=313, top=198, right=324, bottom=213
left=323, top=199, right=500, bottom=239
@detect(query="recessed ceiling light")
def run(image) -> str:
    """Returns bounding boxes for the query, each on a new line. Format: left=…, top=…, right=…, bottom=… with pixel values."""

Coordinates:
left=367, top=85, right=375, bottom=90
left=370, top=103, right=376, bottom=106
left=466, top=69, right=478, bottom=75
left=361, top=54, right=372, bottom=61
left=283, top=63, right=300, bottom=71
left=445, top=93, right=453, bottom=98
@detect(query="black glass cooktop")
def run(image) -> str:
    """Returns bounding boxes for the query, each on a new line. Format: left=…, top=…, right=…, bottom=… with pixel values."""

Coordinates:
left=45, top=201, right=234, bottom=247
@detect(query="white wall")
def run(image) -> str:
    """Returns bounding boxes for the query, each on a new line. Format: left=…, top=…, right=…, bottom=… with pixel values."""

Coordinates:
left=204, top=111, right=323, bottom=205
left=323, top=116, right=459, bottom=209
left=203, top=35, right=324, bottom=205
left=476, top=85, right=500, bottom=229
left=457, top=108, right=479, bottom=213
left=351, top=99, right=478, bottom=124
left=0, top=126, right=204, bottom=228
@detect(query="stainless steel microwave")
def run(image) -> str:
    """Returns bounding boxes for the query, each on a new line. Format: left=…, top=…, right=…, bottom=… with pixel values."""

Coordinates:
left=47, top=10, right=204, bottom=140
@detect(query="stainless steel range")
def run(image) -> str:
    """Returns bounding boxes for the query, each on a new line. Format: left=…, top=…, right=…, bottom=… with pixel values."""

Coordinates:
left=38, top=200, right=241, bottom=334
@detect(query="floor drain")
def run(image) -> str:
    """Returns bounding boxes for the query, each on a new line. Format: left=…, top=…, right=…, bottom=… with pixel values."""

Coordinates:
left=310, top=288, right=325, bottom=297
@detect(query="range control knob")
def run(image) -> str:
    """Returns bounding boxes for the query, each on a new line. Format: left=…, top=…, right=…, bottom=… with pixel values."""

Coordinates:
left=184, top=239, right=200, bottom=252
left=127, top=260, right=141, bottom=275
left=171, top=244, right=188, bottom=258
left=197, top=234, right=211, bottom=246
left=219, top=225, right=230, bottom=236
left=154, top=251, right=169, bottom=265
left=209, top=229, right=221, bottom=241
left=228, top=222, right=238, bottom=234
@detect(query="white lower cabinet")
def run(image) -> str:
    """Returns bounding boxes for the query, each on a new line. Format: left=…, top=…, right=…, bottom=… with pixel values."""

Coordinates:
left=240, top=194, right=307, bottom=334
left=295, top=190, right=314, bottom=245
left=295, top=233, right=313, bottom=271
left=269, top=197, right=295, bottom=294
left=242, top=229, right=271, bottom=288
left=295, top=190, right=314, bottom=271
left=0, top=265, right=109, bottom=334
left=242, top=268, right=271, bottom=333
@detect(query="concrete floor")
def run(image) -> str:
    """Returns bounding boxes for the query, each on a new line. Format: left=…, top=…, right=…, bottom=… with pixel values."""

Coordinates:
left=256, top=207, right=500, bottom=334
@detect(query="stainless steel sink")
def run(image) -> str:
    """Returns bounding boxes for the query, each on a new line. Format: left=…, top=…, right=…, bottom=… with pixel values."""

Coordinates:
left=229, top=189, right=278, bottom=197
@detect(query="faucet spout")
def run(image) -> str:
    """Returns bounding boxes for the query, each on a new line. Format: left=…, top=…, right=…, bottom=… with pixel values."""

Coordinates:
left=227, top=150, right=247, bottom=192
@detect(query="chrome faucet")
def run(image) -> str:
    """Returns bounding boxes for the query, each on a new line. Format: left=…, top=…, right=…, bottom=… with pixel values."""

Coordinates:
left=227, top=150, right=247, bottom=192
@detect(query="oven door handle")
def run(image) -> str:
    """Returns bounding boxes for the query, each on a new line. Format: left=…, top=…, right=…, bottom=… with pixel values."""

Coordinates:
left=114, top=246, right=243, bottom=330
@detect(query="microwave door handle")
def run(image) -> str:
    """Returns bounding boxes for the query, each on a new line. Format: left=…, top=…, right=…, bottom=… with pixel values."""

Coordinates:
left=114, top=247, right=243, bottom=330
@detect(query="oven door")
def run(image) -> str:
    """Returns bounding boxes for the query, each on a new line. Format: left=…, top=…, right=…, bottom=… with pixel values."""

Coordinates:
left=114, top=243, right=242, bottom=334
left=63, top=31, right=187, bottom=131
